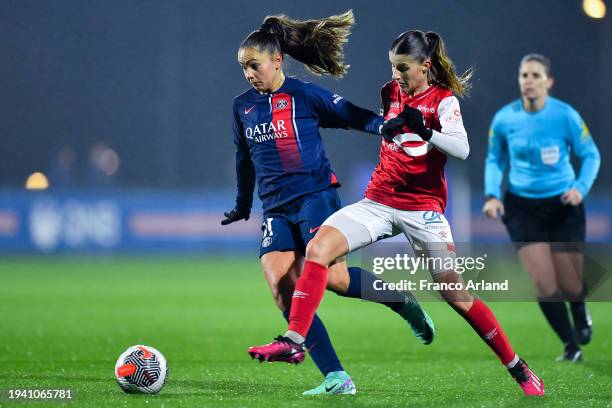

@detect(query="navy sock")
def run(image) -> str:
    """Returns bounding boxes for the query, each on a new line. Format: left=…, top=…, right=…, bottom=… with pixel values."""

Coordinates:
left=337, top=267, right=409, bottom=313
left=283, top=310, right=343, bottom=376
left=538, top=294, right=579, bottom=351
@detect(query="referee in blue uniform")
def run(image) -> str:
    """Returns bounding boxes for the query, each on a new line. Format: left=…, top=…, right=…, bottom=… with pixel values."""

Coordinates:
left=483, top=54, right=600, bottom=362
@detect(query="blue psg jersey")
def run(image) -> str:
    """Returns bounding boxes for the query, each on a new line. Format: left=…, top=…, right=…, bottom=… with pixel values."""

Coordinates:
left=232, top=77, right=383, bottom=211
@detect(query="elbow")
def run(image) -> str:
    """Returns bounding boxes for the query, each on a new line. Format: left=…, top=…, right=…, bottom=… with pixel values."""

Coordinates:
left=456, top=143, right=470, bottom=160
left=581, top=150, right=601, bottom=169
left=593, top=150, right=601, bottom=165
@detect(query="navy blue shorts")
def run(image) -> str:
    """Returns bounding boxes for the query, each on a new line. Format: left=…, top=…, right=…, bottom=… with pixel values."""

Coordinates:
left=259, top=187, right=342, bottom=257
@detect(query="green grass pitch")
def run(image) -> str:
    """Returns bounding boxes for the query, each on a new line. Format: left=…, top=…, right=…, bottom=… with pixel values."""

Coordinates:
left=0, top=257, right=610, bottom=407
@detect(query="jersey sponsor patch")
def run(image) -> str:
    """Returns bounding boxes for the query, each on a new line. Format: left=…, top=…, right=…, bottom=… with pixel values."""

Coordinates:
left=540, top=146, right=560, bottom=165
left=423, top=211, right=443, bottom=224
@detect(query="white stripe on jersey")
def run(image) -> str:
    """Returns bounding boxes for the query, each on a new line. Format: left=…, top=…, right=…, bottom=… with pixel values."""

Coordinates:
left=291, top=96, right=302, bottom=150
left=393, top=132, right=434, bottom=157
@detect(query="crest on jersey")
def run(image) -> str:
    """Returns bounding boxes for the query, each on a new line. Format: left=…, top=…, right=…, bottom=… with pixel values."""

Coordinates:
left=262, top=236, right=272, bottom=248
left=275, top=99, right=288, bottom=109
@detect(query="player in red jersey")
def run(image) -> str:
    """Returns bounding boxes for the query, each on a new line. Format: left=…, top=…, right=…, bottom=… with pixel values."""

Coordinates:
left=248, top=30, right=545, bottom=397
left=227, top=12, right=435, bottom=395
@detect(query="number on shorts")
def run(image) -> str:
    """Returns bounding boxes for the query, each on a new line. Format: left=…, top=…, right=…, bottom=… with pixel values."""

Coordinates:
left=262, top=217, right=274, bottom=238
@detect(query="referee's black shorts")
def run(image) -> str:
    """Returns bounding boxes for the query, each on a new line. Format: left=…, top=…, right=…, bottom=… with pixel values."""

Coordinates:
left=502, top=191, right=585, bottom=252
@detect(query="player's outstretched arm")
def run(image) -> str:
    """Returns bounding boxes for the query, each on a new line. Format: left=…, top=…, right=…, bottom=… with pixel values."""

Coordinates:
left=307, top=82, right=384, bottom=136
left=223, top=102, right=255, bottom=225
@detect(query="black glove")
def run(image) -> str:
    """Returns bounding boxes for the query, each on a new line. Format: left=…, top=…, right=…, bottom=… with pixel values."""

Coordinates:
left=398, top=106, right=433, bottom=141
left=380, top=116, right=406, bottom=143
left=381, top=106, right=433, bottom=142
left=221, top=206, right=250, bottom=225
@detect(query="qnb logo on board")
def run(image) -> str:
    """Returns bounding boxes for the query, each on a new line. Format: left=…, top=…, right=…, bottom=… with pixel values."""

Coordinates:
left=29, top=199, right=121, bottom=252
left=244, top=120, right=288, bottom=143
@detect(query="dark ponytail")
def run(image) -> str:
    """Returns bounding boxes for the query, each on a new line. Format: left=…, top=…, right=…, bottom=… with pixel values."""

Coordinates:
left=391, top=30, right=472, bottom=98
left=239, top=10, right=355, bottom=78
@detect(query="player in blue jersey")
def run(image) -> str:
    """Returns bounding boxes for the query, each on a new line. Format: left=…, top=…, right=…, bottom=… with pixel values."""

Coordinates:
left=221, top=11, right=434, bottom=395
left=483, top=54, right=601, bottom=362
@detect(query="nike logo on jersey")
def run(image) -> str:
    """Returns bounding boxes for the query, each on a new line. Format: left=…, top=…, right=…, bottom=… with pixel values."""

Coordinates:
left=244, top=105, right=255, bottom=114
left=309, top=226, right=321, bottom=234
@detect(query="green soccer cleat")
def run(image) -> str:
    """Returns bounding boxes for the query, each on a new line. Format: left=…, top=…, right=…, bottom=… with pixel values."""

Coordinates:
left=302, top=371, right=357, bottom=396
left=399, top=301, right=435, bottom=345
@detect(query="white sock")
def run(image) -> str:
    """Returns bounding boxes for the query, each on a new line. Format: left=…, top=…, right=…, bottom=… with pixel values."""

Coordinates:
left=506, top=354, right=520, bottom=369
left=284, top=330, right=305, bottom=344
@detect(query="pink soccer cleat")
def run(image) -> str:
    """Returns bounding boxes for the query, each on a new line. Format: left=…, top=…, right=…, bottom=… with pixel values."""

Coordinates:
left=508, top=359, right=545, bottom=396
left=248, top=335, right=305, bottom=364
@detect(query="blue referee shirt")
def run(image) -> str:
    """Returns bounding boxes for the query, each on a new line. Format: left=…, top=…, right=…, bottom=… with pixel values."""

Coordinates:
left=485, top=97, right=600, bottom=199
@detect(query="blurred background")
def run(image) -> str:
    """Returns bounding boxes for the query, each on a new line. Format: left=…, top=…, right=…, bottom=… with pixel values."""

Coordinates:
left=1, top=0, right=610, bottom=254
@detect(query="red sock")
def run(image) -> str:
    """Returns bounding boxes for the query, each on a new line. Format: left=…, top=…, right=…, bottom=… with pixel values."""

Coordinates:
left=463, top=299, right=516, bottom=365
left=288, top=260, right=328, bottom=338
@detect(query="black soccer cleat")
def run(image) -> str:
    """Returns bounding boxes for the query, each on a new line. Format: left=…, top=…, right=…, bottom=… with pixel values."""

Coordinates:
left=556, top=345, right=583, bottom=363
left=575, top=326, right=592, bottom=346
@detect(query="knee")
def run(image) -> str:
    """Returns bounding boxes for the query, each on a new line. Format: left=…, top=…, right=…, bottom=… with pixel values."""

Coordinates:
left=305, top=238, right=333, bottom=265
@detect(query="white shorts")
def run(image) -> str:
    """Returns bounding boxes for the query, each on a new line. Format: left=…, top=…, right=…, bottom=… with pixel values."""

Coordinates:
left=323, top=198, right=456, bottom=274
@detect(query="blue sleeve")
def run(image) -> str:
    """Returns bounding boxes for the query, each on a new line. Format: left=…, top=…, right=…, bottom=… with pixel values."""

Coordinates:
left=232, top=101, right=255, bottom=211
left=566, top=108, right=600, bottom=197
left=306, top=83, right=383, bottom=135
left=484, top=112, right=508, bottom=199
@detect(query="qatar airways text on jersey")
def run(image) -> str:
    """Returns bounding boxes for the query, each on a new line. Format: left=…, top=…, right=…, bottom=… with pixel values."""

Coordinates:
left=232, top=77, right=383, bottom=211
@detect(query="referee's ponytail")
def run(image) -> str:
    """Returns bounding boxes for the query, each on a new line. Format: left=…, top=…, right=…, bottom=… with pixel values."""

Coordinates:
left=239, top=10, right=355, bottom=78
left=391, top=30, right=473, bottom=98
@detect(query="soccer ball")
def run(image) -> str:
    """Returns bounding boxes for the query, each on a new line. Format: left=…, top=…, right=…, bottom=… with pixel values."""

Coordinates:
left=114, top=345, right=168, bottom=394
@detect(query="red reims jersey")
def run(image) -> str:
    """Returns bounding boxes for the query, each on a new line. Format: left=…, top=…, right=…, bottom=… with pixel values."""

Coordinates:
left=365, top=81, right=466, bottom=213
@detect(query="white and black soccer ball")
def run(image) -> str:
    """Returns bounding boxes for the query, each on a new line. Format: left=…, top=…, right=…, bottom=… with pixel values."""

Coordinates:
left=115, top=345, right=168, bottom=394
